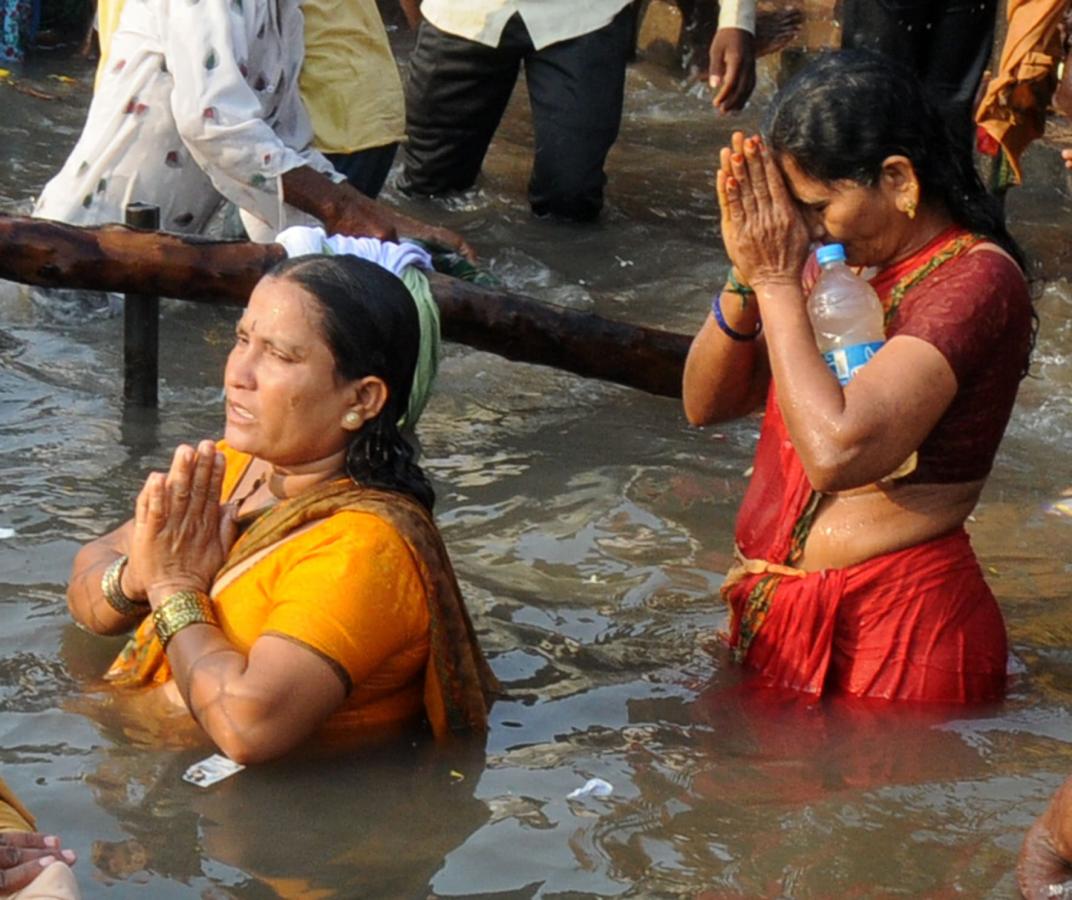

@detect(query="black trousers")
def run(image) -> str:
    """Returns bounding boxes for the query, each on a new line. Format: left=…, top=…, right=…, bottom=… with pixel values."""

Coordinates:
left=840, top=0, right=998, bottom=153
left=397, top=8, right=634, bottom=221
left=326, top=142, right=399, bottom=198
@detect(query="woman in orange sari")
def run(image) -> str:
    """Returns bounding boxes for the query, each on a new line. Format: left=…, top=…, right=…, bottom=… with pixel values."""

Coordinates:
left=67, top=255, right=497, bottom=762
left=683, top=51, right=1035, bottom=703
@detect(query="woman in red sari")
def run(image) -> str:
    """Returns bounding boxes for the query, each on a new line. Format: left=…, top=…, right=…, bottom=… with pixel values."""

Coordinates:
left=683, top=51, right=1035, bottom=703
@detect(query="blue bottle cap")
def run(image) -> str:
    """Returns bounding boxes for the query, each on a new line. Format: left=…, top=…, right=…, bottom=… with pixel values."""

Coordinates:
left=816, top=243, right=846, bottom=266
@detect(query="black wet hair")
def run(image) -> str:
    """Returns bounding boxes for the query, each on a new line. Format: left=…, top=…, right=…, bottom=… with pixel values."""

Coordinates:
left=266, top=254, right=435, bottom=510
left=763, top=50, right=1027, bottom=271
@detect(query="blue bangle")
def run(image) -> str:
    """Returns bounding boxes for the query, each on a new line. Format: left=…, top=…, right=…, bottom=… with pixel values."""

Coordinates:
left=712, top=294, right=762, bottom=341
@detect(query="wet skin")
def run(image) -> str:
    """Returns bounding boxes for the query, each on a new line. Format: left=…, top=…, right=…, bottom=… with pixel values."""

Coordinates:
left=684, top=130, right=1005, bottom=572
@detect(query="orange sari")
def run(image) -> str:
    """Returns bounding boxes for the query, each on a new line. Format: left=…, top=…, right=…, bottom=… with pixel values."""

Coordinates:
left=105, top=449, right=498, bottom=740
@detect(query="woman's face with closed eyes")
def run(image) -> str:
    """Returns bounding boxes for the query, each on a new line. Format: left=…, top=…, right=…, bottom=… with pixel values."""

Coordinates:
left=779, top=154, right=914, bottom=269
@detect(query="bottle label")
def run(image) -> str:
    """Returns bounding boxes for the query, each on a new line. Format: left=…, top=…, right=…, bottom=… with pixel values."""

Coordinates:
left=822, top=340, right=884, bottom=385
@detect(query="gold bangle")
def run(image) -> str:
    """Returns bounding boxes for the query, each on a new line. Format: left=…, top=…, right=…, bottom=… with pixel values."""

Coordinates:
left=153, top=590, right=219, bottom=650
left=101, top=555, right=149, bottom=618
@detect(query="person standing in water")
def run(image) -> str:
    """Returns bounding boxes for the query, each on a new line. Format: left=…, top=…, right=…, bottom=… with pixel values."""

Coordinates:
left=396, top=0, right=759, bottom=221
left=683, top=51, right=1034, bottom=702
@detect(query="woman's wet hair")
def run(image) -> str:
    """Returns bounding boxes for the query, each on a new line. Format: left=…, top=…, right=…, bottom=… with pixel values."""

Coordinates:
left=763, top=50, right=1027, bottom=271
left=267, top=254, right=435, bottom=510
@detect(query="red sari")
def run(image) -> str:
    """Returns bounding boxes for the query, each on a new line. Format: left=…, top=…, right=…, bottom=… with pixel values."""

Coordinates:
left=721, top=229, right=1031, bottom=703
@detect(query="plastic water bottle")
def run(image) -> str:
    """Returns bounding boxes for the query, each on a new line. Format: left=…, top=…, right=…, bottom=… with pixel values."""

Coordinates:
left=807, top=243, right=885, bottom=385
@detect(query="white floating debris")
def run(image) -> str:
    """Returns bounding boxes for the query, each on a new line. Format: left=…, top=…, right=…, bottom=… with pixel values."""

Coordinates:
left=1047, top=498, right=1072, bottom=518
left=182, top=753, right=245, bottom=787
left=0, top=527, right=15, bottom=539
left=567, top=777, right=613, bottom=800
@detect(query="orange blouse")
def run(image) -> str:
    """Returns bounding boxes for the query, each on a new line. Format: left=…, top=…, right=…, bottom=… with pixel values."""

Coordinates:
left=213, top=445, right=431, bottom=737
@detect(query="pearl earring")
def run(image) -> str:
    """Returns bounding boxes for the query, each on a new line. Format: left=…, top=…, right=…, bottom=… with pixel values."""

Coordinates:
left=343, top=411, right=362, bottom=429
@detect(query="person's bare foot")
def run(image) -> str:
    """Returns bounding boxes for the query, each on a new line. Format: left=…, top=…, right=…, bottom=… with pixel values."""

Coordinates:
left=754, top=3, right=804, bottom=57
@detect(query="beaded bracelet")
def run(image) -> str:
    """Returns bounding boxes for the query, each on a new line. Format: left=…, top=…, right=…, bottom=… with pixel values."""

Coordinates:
left=725, top=268, right=756, bottom=297
left=101, top=555, right=149, bottom=618
left=712, top=294, right=762, bottom=342
left=153, top=590, right=219, bottom=650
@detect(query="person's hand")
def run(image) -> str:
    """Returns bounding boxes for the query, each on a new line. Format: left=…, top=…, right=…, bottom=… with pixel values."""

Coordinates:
left=716, top=131, right=810, bottom=290
left=708, top=28, right=756, bottom=114
left=131, top=441, right=236, bottom=603
left=0, top=832, right=77, bottom=894
left=1063, top=148, right=1072, bottom=171
left=330, top=196, right=477, bottom=263
left=1019, top=775, right=1072, bottom=898
left=281, top=167, right=478, bottom=262
left=398, top=0, right=421, bottom=29
left=326, top=194, right=401, bottom=244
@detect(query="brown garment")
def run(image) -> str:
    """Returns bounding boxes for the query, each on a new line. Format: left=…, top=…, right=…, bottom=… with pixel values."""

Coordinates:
left=976, top=0, right=1070, bottom=183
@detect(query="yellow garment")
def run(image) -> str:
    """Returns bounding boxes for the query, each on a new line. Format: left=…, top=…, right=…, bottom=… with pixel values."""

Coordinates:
left=95, top=0, right=404, bottom=154
left=975, top=0, right=1068, bottom=184
left=299, top=0, right=405, bottom=153
left=93, top=0, right=125, bottom=87
left=0, top=777, right=35, bottom=832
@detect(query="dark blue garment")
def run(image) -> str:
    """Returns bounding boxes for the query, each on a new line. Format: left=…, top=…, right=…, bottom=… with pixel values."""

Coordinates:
left=1, top=0, right=38, bottom=64
left=840, top=0, right=999, bottom=154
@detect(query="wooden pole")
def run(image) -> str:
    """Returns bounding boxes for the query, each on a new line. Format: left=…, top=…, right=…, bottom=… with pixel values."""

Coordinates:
left=0, top=214, right=690, bottom=398
left=122, top=203, right=161, bottom=407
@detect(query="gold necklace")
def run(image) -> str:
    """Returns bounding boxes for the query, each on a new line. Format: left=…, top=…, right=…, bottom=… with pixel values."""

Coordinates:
left=231, top=471, right=268, bottom=512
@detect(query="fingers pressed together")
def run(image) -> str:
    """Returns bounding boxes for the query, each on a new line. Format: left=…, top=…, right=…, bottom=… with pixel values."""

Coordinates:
left=0, top=833, right=77, bottom=893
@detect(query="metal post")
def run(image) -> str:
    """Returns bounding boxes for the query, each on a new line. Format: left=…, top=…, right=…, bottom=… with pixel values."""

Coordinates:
left=122, top=203, right=160, bottom=406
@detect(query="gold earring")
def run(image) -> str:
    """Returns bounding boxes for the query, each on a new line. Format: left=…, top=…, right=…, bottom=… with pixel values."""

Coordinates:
left=342, top=411, right=362, bottom=429
left=904, top=199, right=917, bottom=220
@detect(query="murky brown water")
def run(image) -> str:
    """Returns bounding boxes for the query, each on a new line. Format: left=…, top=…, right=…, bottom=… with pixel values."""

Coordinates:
left=1, top=37, right=1071, bottom=899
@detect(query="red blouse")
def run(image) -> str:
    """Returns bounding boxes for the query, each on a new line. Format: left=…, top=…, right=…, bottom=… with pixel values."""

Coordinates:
left=880, top=246, right=1033, bottom=484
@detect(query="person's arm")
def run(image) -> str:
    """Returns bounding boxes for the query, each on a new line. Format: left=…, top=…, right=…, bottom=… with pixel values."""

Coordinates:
left=683, top=139, right=770, bottom=423
left=66, top=520, right=149, bottom=635
left=279, top=168, right=476, bottom=259
left=1019, top=776, right=1072, bottom=898
left=164, top=0, right=473, bottom=256
left=720, top=133, right=958, bottom=491
left=708, top=0, right=756, bottom=113
left=158, top=625, right=346, bottom=765
left=755, top=282, right=956, bottom=491
left=398, top=0, right=421, bottom=29
left=682, top=289, right=768, bottom=425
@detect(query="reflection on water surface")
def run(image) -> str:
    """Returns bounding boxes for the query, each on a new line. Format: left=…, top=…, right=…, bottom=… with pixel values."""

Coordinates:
left=1, top=45, right=1071, bottom=898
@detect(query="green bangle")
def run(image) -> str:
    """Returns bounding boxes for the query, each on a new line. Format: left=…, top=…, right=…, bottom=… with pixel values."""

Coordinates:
left=725, top=269, right=756, bottom=297
left=101, top=555, right=149, bottom=618
left=153, top=590, right=219, bottom=650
